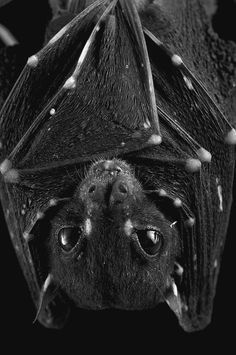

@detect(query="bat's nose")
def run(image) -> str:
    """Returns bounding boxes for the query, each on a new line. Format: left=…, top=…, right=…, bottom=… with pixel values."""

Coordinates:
left=87, top=178, right=129, bottom=205
left=83, top=159, right=139, bottom=208
left=110, top=179, right=129, bottom=204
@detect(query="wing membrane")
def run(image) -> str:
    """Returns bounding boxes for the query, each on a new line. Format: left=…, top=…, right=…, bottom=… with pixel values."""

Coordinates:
left=0, top=0, right=235, bottom=330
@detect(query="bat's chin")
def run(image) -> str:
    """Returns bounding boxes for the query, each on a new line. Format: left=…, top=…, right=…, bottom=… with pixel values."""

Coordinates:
left=72, top=286, right=165, bottom=312
left=66, top=236, right=169, bottom=311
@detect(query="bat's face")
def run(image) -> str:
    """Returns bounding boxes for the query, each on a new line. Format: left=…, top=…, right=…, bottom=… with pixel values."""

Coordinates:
left=49, top=159, right=179, bottom=310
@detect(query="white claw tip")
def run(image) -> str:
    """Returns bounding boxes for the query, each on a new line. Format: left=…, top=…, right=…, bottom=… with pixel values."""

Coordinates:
left=50, top=108, right=56, bottom=115
left=173, top=198, right=182, bottom=207
left=63, top=76, right=76, bottom=90
left=36, top=211, right=44, bottom=220
left=185, top=217, right=195, bottom=227
left=158, top=189, right=167, bottom=197
left=171, top=54, right=183, bottom=66
left=183, top=76, right=194, bottom=90
left=170, top=221, right=178, bottom=228
left=197, top=147, right=212, bottom=163
left=0, top=159, right=12, bottom=175
left=23, top=232, right=30, bottom=242
left=49, top=199, right=57, bottom=207
left=172, top=282, right=178, bottom=297
left=225, top=128, right=236, bottom=145
left=43, top=274, right=53, bottom=291
left=27, top=55, right=39, bottom=68
left=143, top=120, right=151, bottom=129
left=185, top=158, right=201, bottom=172
left=175, top=262, right=184, bottom=276
left=147, top=134, right=162, bottom=145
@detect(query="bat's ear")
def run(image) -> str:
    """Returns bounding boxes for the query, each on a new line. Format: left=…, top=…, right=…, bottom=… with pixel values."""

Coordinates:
left=34, top=274, right=70, bottom=329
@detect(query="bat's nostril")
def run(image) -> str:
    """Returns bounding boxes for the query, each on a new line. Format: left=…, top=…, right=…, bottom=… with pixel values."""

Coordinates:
left=109, top=180, right=129, bottom=205
left=88, top=185, right=96, bottom=194
left=118, top=182, right=128, bottom=194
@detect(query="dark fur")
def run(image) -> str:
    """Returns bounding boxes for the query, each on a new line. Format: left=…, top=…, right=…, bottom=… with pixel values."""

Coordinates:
left=0, top=0, right=235, bottom=331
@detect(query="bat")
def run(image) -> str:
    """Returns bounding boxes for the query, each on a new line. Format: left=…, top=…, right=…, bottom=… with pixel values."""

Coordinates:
left=0, top=0, right=235, bottom=332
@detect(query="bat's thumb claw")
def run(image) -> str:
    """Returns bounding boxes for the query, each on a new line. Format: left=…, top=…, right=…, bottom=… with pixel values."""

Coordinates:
left=165, top=280, right=182, bottom=319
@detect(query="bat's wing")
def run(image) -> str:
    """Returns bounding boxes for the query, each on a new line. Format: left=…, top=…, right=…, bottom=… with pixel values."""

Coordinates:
left=0, top=0, right=235, bottom=330
left=131, top=24, right=236, bottom=330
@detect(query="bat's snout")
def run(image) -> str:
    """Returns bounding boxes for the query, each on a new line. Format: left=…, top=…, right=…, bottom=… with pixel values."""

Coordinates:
left=81, top=159, right=141, bottom=209
left=87, top=178, right=129, bottom=205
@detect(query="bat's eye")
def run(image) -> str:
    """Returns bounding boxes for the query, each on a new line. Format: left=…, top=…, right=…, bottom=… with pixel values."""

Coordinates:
left=58, top=227, right=83, bottom=252
left=135, top=229, right=163, bottom=256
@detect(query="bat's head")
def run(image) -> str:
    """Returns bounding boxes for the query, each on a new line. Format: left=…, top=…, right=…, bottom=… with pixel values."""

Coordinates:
left=49, top=159, right=180, bottom=311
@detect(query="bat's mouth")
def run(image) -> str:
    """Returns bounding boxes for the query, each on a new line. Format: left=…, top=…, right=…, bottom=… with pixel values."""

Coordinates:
left=88, top=159, right=134, bottom=176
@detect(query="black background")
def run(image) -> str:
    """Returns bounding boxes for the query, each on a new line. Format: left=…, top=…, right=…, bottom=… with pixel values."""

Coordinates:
left=0, top=0, right=235, bottom=351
